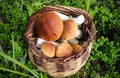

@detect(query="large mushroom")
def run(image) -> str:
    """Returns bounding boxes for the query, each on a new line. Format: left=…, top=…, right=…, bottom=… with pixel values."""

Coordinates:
left=35, top=11, right=63, bottom=41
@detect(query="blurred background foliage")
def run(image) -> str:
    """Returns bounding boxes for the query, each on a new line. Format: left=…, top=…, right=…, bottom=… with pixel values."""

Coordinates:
left=0, top=0, right=120, bottom=78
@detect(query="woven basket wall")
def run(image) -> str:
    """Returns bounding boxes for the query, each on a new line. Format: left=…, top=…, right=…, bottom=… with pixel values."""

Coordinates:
left=24, top=5, right=95, bottom=77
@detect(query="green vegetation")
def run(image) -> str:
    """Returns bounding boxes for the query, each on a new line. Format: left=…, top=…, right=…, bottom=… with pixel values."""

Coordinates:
left=0, top=0, right=120, bottom=78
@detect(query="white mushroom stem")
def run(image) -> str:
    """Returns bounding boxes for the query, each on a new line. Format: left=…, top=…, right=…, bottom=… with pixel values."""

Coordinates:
left=72, top=15, right=85, bottom=25
left=75, top=29, right=82, bottom=38
left=54, top=11, right=69, bottom=21
left=54, top=12, right=85, bottom=26
left=36, top=38, right=60, bottom=48
left=36, top=38, right=46, bottom=48
left=51, top=42, right=60, bottom=47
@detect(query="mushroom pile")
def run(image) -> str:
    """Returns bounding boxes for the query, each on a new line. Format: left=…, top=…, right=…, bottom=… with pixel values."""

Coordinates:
left=34, top=11, right=85, bottom=58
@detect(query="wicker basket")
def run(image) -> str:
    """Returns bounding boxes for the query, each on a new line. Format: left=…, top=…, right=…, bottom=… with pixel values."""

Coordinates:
left=24, top=5, right=95, bottom=77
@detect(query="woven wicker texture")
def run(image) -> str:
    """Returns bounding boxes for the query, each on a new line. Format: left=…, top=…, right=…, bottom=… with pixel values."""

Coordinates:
left=24, top=5, right=95, bottom=77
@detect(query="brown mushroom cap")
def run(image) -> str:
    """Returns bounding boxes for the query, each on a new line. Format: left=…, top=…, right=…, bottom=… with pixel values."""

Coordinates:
left=56, top=42, right=73, bottom=58
left=35, top=11, right=63, bottom=41
left=61, top=19, right=79, bottom=40
left=41, top=42, right=56, bottom=57
left=70, top=44, right=83, bottom=54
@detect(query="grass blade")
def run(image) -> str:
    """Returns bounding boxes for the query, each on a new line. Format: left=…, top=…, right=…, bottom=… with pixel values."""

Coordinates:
left=0, top=46, right=8, bottom=64
left=0, top=67, right=30, bottom=77
left=11, top=34, right=16, bottom=71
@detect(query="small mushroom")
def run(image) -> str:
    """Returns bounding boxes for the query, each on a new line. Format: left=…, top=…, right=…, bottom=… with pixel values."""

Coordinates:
left=70, top=43, right=83, bottom=54
left=56, top=42, right=73, bottom=58
left=61, top=19, right=79, bottom=40
left=41, top=42, right=56, bottom=57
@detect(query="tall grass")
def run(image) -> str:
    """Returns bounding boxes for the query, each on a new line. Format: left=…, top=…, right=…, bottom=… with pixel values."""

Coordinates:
left=0, top=46, right=39, bottom=78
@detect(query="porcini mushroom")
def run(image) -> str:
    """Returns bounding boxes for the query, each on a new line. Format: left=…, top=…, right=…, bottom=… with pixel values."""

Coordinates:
left=35, top=11, right=63, bottom=41
left=56, top=42, right=73, bottom=58
left=61, top=19, right=79, bottom=40
left=41, top=42, right=56, bottom=57
left=70, top=44, right=83, bottom=54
